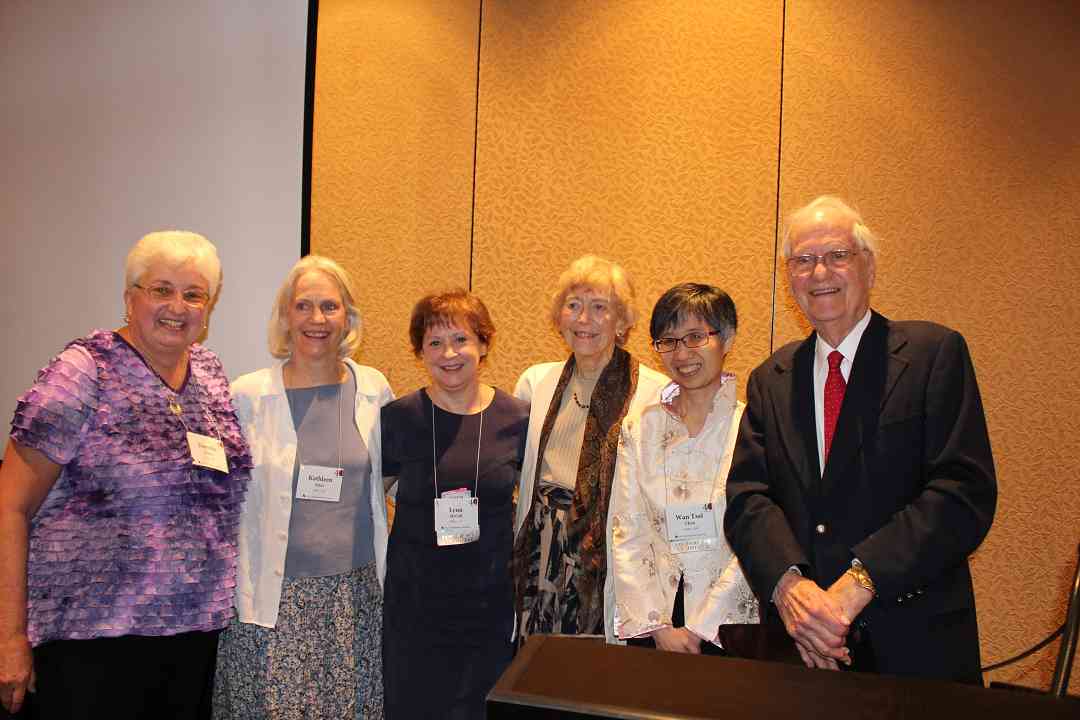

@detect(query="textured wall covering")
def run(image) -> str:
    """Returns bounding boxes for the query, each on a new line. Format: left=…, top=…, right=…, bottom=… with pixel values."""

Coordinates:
left=312, top=0, right=1079, bottom=691
left=310, top=0, right=480, bottom=394
left=472, top=0, right=783, bottom=396
left=777, top=1, right=1080, bottom=689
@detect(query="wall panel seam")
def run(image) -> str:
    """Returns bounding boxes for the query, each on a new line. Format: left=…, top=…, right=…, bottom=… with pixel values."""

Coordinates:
left=468, top=0, right=485, bottom=291
left=770, top=0, right=788, bottom=355
left=301, top=0, right=320, bottom=258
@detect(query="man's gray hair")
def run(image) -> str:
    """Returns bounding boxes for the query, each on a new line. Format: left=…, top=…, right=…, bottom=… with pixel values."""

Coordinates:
left=781, top=195, right=881, bottom=259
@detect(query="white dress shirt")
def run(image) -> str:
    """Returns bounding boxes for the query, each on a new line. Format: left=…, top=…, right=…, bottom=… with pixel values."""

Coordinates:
left=813, top=309, right=872, bottom=474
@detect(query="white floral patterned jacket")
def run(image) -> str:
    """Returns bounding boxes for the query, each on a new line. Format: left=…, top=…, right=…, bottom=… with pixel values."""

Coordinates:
left=609, top=374, right=759, bottom=646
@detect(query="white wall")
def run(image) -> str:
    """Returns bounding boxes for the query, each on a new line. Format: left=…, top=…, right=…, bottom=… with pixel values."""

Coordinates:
left=0, top=0, right=308, bottom=448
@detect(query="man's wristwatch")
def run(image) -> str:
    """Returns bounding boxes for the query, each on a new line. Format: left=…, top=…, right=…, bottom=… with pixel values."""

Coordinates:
left=846, top=559, right=876, bottom=596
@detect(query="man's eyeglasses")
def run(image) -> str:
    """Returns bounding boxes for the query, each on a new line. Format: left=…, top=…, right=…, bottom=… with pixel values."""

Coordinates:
left=786, top=249, right=863, bottom=277
left=653, top=330, right=721, bottom=353
left=133, top=283, right=211, bottom=309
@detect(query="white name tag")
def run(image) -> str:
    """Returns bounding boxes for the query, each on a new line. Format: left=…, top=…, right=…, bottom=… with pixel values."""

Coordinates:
left=434, top=493, right=480, bottom=546
left=296, top=464, right=344, bottom=502
left=186, top=432, right=229, bottom=473
left=666, top=502, right=719, bottom=554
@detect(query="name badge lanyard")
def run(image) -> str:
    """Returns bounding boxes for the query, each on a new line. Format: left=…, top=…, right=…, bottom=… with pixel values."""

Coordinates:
left=431, top=400, right=483, bottom=546
left=295, top=385, right=345, bottom=502
left=167, top=376, right=230, bottom=473
left=662, top=411, right=722, bottom=554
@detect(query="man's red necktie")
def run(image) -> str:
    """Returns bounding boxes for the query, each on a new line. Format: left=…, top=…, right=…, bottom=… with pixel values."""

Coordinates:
left=823, top=350, right=846, bottom=461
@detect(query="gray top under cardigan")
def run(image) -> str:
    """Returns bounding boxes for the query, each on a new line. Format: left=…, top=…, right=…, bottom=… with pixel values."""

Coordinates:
left=284, top=374, right=375, bottom=577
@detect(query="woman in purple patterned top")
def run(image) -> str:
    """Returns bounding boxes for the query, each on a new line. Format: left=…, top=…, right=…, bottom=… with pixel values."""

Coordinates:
left=0, top=231, right=251, bottom=719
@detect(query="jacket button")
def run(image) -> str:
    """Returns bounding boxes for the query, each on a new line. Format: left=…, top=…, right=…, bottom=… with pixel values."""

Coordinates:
left=815, top=524, right=826, bottom=534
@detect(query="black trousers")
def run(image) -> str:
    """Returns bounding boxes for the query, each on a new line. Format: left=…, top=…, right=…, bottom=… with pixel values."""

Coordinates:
left=24, top=630, right=220, bottom=720
left=625, top=575, right=727, bottom=656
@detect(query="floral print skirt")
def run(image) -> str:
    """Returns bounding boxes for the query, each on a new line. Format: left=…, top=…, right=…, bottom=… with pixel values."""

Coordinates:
left=213, top=564, right=383, bottom=720
left=519, top=484, right=603, bottom=638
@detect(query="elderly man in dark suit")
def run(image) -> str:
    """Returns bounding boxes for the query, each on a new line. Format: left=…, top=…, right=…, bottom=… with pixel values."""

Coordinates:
left=724, top=196, right=996, bottom=683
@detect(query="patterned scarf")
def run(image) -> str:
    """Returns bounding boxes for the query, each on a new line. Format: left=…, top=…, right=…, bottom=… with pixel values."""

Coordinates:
left=512, top=345, right=639, bottom=634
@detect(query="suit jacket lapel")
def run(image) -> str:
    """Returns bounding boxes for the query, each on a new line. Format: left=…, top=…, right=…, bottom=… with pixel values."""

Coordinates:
left=774, top=335, right=819, bottom=494
left=821, top=312, right=902, bottom=494
left=882, top=319, right=910, bottom=411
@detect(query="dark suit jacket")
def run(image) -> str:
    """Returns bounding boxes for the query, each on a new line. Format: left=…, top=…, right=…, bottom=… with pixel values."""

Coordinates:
left=724, top=311, right=996, bottom=682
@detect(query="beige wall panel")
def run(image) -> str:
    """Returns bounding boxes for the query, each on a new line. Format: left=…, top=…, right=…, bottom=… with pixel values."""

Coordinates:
left=311, top=0, right=480, bottom=394
left=311, top=0, right=1078, bottom=690
left=778, top=1, right=1080, bottom=689
left=471, top=1, right=783, bottom=395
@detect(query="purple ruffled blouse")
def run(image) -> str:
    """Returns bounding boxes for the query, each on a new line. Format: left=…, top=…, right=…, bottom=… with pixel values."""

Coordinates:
left=10, top=330, right=252, bottom=645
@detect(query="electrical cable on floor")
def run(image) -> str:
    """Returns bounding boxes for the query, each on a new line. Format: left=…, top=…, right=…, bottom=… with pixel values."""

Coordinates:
left=982, top=623, right=1065, bottom=672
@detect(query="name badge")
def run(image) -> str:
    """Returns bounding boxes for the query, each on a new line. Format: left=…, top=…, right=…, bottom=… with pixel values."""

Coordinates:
left=296, top=464, right=344, bottom=502
left=434, top=493, right=480, bottom=546
left=666, top=502, right=719, bottom=554
left=186, top=432, right=229, bottom=473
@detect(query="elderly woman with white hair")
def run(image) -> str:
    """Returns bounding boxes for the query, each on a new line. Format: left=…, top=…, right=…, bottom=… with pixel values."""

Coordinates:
left=0, top=231, right=251, bottom=719
left=213, top=255, right=392, bottom=720
left=511, top=255, right=668, bottom=641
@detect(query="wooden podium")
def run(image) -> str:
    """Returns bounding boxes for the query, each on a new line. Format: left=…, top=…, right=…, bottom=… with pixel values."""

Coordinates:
left=487, top=635, right=1079, bottom=719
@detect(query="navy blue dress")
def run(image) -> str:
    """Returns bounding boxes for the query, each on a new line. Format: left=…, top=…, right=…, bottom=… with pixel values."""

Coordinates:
left=381, top=388, right=528, bottom=720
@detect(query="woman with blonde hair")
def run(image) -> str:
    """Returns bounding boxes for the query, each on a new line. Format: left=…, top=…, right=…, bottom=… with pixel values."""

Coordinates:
left=511, top=255, right=667, bottom=641
left=214, top=255, right=392, bottom=719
